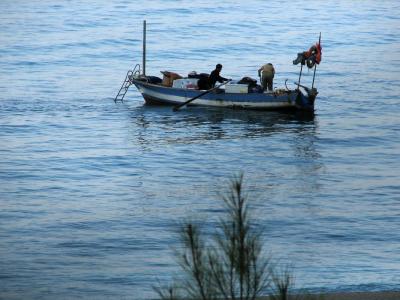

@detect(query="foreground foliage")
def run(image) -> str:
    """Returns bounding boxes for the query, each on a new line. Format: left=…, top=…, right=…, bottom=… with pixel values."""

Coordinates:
left=155, top=174, right=319, bottom=300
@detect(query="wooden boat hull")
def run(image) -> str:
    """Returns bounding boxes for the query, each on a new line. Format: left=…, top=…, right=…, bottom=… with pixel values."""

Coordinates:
left=131, top=79, right=315, bottom=111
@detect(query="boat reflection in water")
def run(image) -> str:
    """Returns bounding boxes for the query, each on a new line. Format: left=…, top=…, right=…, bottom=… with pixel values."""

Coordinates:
left=129, top=103, right=322, bottom=198
left=130, top=105, right=316, bottom=150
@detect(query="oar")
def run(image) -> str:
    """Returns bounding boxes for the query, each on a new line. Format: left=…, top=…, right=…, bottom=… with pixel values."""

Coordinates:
left=294, top=82, right=318, bottom=98
left=173, top=80, right=232, bottom=112
left=293, top=82, right=310, bottom=92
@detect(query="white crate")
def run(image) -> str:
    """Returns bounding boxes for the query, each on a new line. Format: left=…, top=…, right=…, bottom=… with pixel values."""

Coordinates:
left=172, top=78, right=198, bottom=89
left=225, top=83, right=248, bottom=93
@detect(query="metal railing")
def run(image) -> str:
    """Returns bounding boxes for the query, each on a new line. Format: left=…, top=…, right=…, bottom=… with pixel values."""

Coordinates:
left=114, top=64, right=141, bottom=103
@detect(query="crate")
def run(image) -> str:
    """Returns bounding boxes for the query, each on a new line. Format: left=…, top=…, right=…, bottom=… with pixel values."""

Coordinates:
left=161, top=71, right=182, bottom=87
left=172, top=78, right=199, bottom=89
left=225, top=83, right=248, bottom=93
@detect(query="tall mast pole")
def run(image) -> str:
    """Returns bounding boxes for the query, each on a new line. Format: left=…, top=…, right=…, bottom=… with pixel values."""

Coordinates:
left=142, top=20, right=146, bottom=76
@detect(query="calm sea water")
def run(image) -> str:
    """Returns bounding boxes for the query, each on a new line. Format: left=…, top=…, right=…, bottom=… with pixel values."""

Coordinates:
left=1, top=1, right=400, bottom=299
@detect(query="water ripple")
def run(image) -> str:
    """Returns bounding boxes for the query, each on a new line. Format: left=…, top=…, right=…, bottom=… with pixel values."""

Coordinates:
left=1, top=0, right=400, bottom=299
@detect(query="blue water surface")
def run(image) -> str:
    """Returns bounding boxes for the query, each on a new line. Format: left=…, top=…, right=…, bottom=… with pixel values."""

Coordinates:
left=1, top=1, right=400, bottom=299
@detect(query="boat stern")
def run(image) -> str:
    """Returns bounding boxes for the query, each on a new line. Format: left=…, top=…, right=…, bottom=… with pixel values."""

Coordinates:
left=295, top=87, right=318, bottom=111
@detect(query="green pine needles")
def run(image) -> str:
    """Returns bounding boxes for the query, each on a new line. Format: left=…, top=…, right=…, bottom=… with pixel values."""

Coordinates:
left=154, top=174, right=324, bottom=300
left=155, top=174, right=304, bottom=300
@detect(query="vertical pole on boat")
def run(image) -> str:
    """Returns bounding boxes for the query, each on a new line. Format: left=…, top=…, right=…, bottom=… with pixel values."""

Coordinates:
left=297, top=64, right=303, bottom=90
left=142, top=20, right=146, bottom=76
left=311, top=32, right=321, bottom=89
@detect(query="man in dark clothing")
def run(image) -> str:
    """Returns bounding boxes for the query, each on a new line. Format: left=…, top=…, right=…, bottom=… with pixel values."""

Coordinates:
left=258, top=63, right=275, bottom=91
left=209, top=64, right=229, bottom=87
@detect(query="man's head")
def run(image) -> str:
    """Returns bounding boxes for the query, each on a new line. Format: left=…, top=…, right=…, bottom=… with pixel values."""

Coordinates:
left=216, top=64, right=222, bottom=70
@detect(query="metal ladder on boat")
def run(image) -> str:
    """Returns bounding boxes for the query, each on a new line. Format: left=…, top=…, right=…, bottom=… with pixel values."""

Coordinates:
left=114, top=64, right=141, bottom=103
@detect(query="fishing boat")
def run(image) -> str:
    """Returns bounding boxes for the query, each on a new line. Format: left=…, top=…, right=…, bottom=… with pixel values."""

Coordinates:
left=115, top=21, right=321, bottom=112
